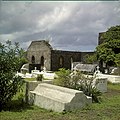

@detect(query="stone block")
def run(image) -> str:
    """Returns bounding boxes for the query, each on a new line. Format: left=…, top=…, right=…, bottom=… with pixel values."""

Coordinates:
left=29, top=83, right=92, bottom=112
left=25, top=81, right=41, bottom=103
left=95, top=77, right=107, bottom=93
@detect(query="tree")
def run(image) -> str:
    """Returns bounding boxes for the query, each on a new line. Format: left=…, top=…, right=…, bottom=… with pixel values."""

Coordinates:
left=0, top=40, right=27, bottom=111
left=84, top=53, right=97, bottom=64
left=115, top=53, right=120, bottom=75
left=96, top=25, right=120, bottom=70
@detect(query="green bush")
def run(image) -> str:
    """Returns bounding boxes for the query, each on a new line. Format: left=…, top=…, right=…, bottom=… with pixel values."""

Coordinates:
left=36, top=74, right=43, bottom=81
left=0, top=41, right=24, bottom=111
left=54, top=69, right=102, bottom=103
left=54, top=68, right=71, bottom=87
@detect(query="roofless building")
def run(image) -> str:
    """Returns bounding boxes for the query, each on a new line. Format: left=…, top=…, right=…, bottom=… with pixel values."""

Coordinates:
left=27, top=40, right=94, bottom=71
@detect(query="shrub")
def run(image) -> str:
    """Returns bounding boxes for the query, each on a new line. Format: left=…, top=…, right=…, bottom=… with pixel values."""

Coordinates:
left=54, top=69, right=102, bottom=103
left=54, top=68, right=71, bottom=87
left=0, top=41, right=25, bottom=111
left=36, top=74, right=43, bottom=81
left=71, top=71, right=102, bottom=102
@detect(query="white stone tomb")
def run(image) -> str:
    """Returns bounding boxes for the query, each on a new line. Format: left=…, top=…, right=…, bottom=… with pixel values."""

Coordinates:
left=29, top=83, right=92, bottom=112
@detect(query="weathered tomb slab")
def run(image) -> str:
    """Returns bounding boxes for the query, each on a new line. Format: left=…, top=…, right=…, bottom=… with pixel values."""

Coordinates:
left=73, top=63, right=97, bottom=74
left=29, top=83, right=92, bottom=112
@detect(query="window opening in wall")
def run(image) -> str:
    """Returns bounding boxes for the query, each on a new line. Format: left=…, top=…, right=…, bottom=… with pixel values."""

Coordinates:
left=31, top=55, right=35, bottom=64
left=41, top=56, right=44, bottom=66
left=59, top=56, right=64, bottom=68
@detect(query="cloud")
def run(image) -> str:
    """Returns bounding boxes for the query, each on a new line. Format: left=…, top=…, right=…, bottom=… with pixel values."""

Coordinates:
left=0, top=1, right=120, bottom=51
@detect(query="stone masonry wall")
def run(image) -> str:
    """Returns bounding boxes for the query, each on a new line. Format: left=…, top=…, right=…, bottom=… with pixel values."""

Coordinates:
left=27, top=41, right=52, bottom=71
left=51, top=50, right=81, bottom=71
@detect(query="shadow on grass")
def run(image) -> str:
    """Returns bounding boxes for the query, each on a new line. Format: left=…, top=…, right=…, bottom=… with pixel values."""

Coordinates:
left=3, top=99, right=34, bottom=112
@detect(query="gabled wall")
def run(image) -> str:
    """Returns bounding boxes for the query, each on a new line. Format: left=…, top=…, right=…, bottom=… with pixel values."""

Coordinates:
left=27, top=40, right=52, bottom=71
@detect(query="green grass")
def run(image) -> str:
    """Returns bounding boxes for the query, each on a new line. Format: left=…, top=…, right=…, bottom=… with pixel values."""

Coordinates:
left=24, top=77, right=36, bottom=81
left=0, top=83, right=120, bottom=120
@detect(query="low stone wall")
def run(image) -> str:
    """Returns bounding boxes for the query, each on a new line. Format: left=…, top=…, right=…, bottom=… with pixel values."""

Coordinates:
left=107, top=75, right=120, bottom=83
left=97, top=74, right=120, bottom=83
left=29, top=83, right=92, bottom=112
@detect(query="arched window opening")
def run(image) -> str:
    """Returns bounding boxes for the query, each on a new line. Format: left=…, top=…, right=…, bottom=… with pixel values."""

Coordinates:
left=41, top=56, right=44, bottom=66
left=59, top=56, right=64, bottom=68
left=31, top=55, right=35, bottom=64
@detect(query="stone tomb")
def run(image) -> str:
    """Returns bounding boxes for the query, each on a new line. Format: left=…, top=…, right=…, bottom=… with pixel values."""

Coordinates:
left=29, top=83, right=92, bottom=112
left=72, top=63, right=97, bottom=74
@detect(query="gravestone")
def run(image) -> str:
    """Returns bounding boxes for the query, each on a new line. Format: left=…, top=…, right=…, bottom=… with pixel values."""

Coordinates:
left=73, top=63, right=97, bottom=74
left=29, top=64, right=41, bottom=73
left=93, top=66, right=107, bottom=93
left=93, top=77, right=107, bottom=93
left=29, top=83, right=92, bottom=112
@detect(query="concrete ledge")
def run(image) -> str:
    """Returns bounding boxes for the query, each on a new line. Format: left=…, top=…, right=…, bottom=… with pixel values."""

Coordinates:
left=98, top=74, right=120, bottom=83
left=29, top=83, right=92, bottom=112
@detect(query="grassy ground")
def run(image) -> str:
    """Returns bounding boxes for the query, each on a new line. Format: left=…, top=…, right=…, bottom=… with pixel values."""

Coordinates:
left=0, top=83, right=120, bottom=120
left=24, top=77, right=36, bottom=81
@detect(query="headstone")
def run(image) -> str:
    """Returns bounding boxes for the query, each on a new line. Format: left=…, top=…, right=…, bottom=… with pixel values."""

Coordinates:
left=93, top=66, right=102, bottom=77
left=93, top=77, right=107, bottom=93
left=31, top=68, right=41, bottom=77
left=93, top=66, right=107, bottom=92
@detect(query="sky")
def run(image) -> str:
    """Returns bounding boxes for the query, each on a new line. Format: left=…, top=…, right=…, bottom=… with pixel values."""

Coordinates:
left=0, top=1, right=120, bottom=52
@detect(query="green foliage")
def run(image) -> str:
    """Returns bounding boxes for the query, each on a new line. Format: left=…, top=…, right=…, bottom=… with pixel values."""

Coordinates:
left=72, top=72, right=102, bottom=103
left=96, top=25, right=120, bottom=66
left=115, top=53, right=120, bottom=75
left=54, top=68, right=71, bottom=87
left=17, top=49, right=28, bottom=71
left=84, top=53, right=97, bottom=64
left=54, top=69, right=101, bottom=103
left=0, top=40, right=24, bottom=111
left=36, top=74, right=43, bottom=81
left=24, top=77, right=36, bottom=81
left=115, top=53, right=120, bottom=67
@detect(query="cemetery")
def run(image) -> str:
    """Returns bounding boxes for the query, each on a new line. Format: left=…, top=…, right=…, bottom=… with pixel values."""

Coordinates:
left=13, top=62, right=118, bottom=112
left=0, top=25, right=120, bottom=119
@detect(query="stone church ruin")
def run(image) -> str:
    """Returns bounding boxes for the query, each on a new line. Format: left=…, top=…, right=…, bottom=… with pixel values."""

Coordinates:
left=27, top=40, right=94, bottom=72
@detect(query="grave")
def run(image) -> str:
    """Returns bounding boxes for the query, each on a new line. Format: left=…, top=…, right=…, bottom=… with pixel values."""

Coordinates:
left=72, top=63, right=97, bottom=74
left=28, top=83, right=92, bottom=112
left=94, top=66, right=120, bottom=84
left=93, top=77, right=107, bottom=93
left=93, top=66, right=107, bottom=92
left=21, top=63, right=29, bottom=74
left=99, top=74, right=120, bottom=83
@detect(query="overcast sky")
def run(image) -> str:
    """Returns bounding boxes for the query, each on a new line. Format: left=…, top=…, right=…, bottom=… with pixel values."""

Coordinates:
left=0, top=1, right=120, bottom=51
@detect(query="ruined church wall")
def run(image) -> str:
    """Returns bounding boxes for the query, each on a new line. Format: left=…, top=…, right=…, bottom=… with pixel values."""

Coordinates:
left=27, top=41, right=51, bottom=71
left=51, top=50, right=81, bottom=71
